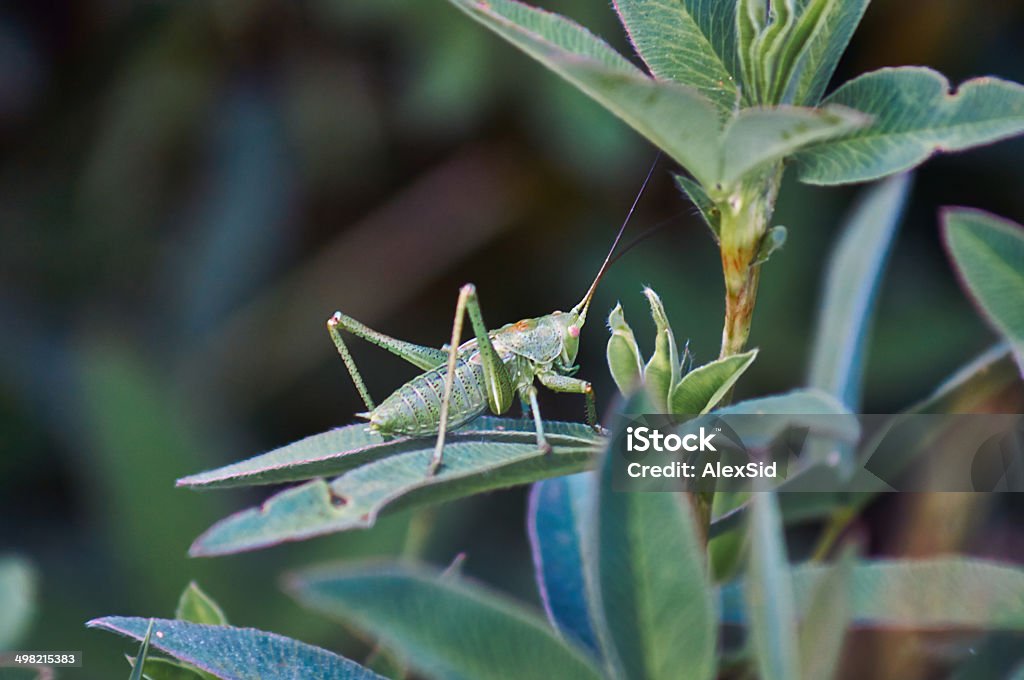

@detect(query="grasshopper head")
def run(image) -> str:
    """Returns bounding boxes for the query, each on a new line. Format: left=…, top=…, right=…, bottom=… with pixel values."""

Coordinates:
left=554, top=306, right=585, bottom=367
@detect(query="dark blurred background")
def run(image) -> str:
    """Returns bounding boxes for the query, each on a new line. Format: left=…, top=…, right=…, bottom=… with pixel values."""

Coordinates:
left=2, top=1, right=1024, bottom=677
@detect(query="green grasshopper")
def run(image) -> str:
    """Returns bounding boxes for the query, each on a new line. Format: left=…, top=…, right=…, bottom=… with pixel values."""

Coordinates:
left=327, top=165, right=657, bottom=475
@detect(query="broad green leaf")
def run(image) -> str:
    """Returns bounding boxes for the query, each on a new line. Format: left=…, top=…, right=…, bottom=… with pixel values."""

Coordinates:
left=944, top=209, right=1024, bottom=374
left=607, top=303, right=644, bottom=396
left=286, top=563, right=603, bottom=680
left=746, top=492, right=800, bottom=680
left=586, top=428, right=717, bottom=680
left=612, top=0, right=739, bottom=116
left=527, top=473, right=601, bottom=657
left=0, top=556, right=35, bottom=650
left=178, top=417, right=599, bottom=489
left=176, top=583, right=227, bottom=626
left=129, top=620, right=155, bottom=680
left=642, top=287, right=680, bottom=412
left=798, top=67, right=1024, bottom=185
left=190, top=430, right=600, bottom=555
left=718, top=104, right=868, bottom=186
left=90, top=617, right=383, bottom=680
left=714, top=388, right=859, bottom=446
left=913, top=344, right=1020, bottom=415
left=448, top=0, right=722, bottom=187
left=670, top=349, right=759, bottom=415
left=721, top=558, right=1024, bottom=629
left=674, top=173, right=719, bottom=237
left=789, top=0, right=869, bottom=106
left=797, top=547, right=854, bottom=680
left=809, top=173, right=912, bottom=408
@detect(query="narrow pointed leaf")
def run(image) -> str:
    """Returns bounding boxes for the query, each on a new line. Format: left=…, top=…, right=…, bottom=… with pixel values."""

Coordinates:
left=767, top=0, right=835, bottom=104
left=586, top=430, right=717, bottom=680
left=176, top=583, right=227, bottom=626
left=670, top=349, right=759, bottom=415
left=527, top=473, right=601, bottom=657
left=607, top=303, right=645, bottom=396
left=943, top=209, right=1024, bottom=374
left=753, top=225, right=787, bottom=265
left=719, top=105, right=868, bottom=186
left=129, top=620, right=155, bottom=680
left=447, top=0, right=723, bottom=186
left=746, top=493, right=801, bottom=680
left=0, top=556, right=35, bottom=651
left=642, top=287, right=680, bottom=412
left=790, top=0, right=869, bottom=105
left=128, top=655, right=209, bottom=680
left=612, top=0, right=739, bottom=116
left=809, top=173, right=912, bottom=408
left=737, top=0, right=767, bottom=103
left=286, top=563, right=604, bottom=680
left=721, top=558, right=1024, bottom=629
left=90, top=617, right=383, bottom=680
left=797, top=547, right=854, bottom=680
left=178, top=417, right=599, bottom=489
left=190, top=434, right=600, bottom=556
left=798, top=68, right=1024, bottom=185
left=674, top=174, right=720, bottom=237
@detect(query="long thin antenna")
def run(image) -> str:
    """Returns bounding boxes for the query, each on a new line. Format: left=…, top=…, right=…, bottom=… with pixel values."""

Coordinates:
left=573, top=151, right=661, bottom=322
left=606, top=211, right=688, bottom=268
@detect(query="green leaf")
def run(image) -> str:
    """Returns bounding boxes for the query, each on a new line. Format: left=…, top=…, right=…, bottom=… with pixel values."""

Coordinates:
left=607, top=303, right=644, bottom=396
left=714, top=388, right=858, bottom=445
left=0, top=556, right=35, bottom=651
left=527, top=473, right=601, bottom=657
left=286, top=563, right=604, bottom=680
left=127, top=655, right=209, bottom=680
left=670, top=349, right=759, bottom=415
left=176, top=583, right=227, bottom=626
left=943, top=209, right=1024, bottom=374
left=753, top=225, right=787, bottom=265
left=129, top=620, right=155, bottom=680
left=718, top=104, right=868, bottom=186
left=798, top=67, right=1024, bottom=185
left=797, top=547, right=854, bottom=680
left=586, top=426, right=717, bottom=680
left=447, top=0, right=723, bottom=186
left=789, top=0, right=869, bottom=106
left=642, top=287, right=681, bottom=412
left=674, top=173, right=720, bottom=238
left=809, top=173, right=913, bottom=408
left=190, top=424, right=601, bottom=555
left=721, top=558, right=1024, bottom=629
left=178, top=417, right=599, bottom=489
left=91, top=617, right=384, bottom=680
left=737, top=0, right=767, bottom=103
left=612, top=0, right=739, bottom=116
left=746, top=492, right=801, bottom=680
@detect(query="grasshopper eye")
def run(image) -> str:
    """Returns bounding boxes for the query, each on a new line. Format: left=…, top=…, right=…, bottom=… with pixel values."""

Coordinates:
left=568, top=324, right=580, bottom=338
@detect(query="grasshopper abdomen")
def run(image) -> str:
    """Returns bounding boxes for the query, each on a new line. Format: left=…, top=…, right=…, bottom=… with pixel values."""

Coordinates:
left=360, top=354, right=495, bottom=437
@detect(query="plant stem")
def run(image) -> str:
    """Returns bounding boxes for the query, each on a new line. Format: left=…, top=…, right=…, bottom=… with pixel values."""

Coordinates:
left=717, top=166, right=782, bottom=360
left=693, top=166, right=783, bottom=544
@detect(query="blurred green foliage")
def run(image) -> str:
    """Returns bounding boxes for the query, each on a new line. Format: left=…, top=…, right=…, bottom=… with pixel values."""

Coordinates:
left=2, top=1, right=1024, bottom=677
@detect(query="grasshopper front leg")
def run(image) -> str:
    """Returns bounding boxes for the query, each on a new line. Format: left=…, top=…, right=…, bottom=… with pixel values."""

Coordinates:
left=537, top=372, right=599, bottom=429
left=431, top=284, right=515, bottom=475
